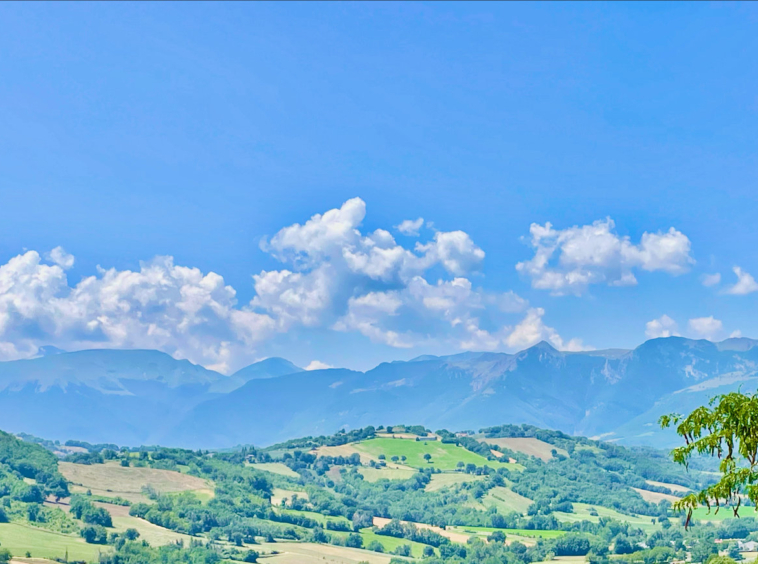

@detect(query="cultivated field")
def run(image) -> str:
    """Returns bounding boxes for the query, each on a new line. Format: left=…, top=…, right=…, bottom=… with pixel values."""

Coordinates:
left=481, top=486, right=534, bottom=514
left=271, top=487, right=308, bottom=506
left=645, top=480, right=690, bottom=493
left=689, top=505, right=758, bottom=522
left=372, top=516, right=472, bottom=544
left=477, top=437, right=567, bottom=461
left=248, top=462, right=301, bottom=478
left=632, top=487, right=680, bottom=504
left=358, top=466, right=417, bottom=482
left=0, top=522, right=103, bottom=561
left=554, top=503, right=660, bottom=533
left=256, top=541, right=399, bottom=564
left=59, top=461, right=213, bottom=503
left=354, top=438, right=520, bottom=471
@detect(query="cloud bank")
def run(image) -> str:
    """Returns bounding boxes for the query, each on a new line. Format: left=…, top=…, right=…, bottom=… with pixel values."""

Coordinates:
left=0, top=198, right=585, bottom=371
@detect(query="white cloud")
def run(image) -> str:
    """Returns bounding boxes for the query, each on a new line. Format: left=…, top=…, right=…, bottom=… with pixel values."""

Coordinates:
left=645, top=315, right=680, bottom=339
left=396, top=218, right=424, bottom=236
left=702, top=273, right=721, bottom=287
left=505, top=307, right=592, bottom=352
left=46, top=246, right=75, bottom=270
left=0, top=251, right=276, bottom=372
left=516, top=218, right=694, bottom=295
left=724, top=266, right=758, bottom=295
left=729, top=330, right=742, bottom=339
left=688, top=316, right=723, bottom=340
left=0, top=198, right=590, bottom=367
left=305, top=360, right=334, bottom=371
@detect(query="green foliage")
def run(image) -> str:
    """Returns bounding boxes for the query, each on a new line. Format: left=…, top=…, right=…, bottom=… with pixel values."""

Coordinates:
left=70, top=495, right=113, bottom=527
left=661, top=391, right=758, bottom=526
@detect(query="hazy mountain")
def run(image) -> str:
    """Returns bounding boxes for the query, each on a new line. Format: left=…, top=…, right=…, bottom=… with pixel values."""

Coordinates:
left=210, top=357, right=302, bottom=393
left=1, top=337, right=756, bottom=449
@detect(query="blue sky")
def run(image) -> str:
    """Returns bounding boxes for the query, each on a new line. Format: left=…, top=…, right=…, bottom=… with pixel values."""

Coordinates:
left=1, top=2, right=757, bottom=372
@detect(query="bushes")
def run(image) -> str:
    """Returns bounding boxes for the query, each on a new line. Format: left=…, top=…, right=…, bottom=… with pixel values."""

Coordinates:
left=80, top=524, right=108, bottom=544
left=553, top=534, right=592, bottom=556
left=70, top=496, right=113, bottom=527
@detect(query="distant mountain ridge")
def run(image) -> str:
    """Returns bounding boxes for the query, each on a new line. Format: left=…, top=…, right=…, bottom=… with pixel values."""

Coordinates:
left=0, top=337, right=756, bottom=449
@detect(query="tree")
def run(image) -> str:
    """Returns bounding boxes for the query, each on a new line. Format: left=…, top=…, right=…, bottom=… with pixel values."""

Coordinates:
left=660, top=391, right=758, bottom=527
left=423, top=546, right=435, bottom=557
left=0, top=548, right=11, bottom=564
left=487, top=530, right=506, bottom=543
left=423, top=453, right=432, bottom=463
left=346, top=533, right=363, bottom=548
left=367, top=540, right=384, bottom=553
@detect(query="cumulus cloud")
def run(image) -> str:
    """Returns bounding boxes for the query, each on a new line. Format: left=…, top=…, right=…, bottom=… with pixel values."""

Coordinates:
left=505, top=308, right=592, bottom=352
left=516, top=219, right=694, bottom=295
left=724, top=266, right=758, bottom=295
left=0, top=198, right=589, bottom=368
left=396, top=218, right=424, bottom=236
left=645, top=315, right=680, bottom=339
left=0, top=251, right=276, bottom=372
left=688, top=316, right=723, bottom=340
left=305, top=360, right=334, bottom=371
left=702, top=273, right=721, bottom=287
left=46, top=246, right=75, bottom=269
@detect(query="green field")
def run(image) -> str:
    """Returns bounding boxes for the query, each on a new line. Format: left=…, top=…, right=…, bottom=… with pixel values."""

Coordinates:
left=554, top=503, right=660, bottom=533
left=248, top=462, right=301, bottom=478
left=277, top=507, right=352, bottom=526
left=358, top=528, right=432, bottom=557
left=359, top=466, right=417, bottom=482
left=354, top=438, right=522, bottom=471
left=481, top=486, right=533, bottom=514
left=0, top=522, right=105, bottom=561
left=689, top=505, right=758, bottom=522
left=451, top=525, right=566, bottom=539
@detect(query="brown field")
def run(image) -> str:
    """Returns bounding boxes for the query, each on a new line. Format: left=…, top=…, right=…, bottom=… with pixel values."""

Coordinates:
left=632, top=487, right=680, bottom=504
left=272, top=487, right=309, bottom=507
left=257, top=541, right=397, bottom=564
left=477, top=437, right=567, bottom=461
left=60, top=461, right=213, bottom=503
left=372, top=517, right=471, bottom=544
left=248, top=462, right=300, bottom=478
left=645, top=480, right=690, bottom=493
left=312, top=444, right=378, bottom=464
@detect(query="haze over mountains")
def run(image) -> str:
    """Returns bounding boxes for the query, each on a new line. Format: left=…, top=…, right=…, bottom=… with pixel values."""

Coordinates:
left=1, top=336, right=756, bottom=450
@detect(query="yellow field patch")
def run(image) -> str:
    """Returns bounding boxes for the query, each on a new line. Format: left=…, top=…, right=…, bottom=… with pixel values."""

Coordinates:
left=632, top=487, right=680, bottom=503
left=477, top=437, right=567, bottom=461
left=313, top=444, right=378, bottom=464
left=257, top=541, right=397, bottom=564
left=248, top=462, right=300, bottom=478
left=359, top=466, right=417, bottom=482
left=60, top=461, right=213, bottom=503
left=645, top=480, right=690, bottom=493
left=272, top=487, right=309, bottom=507
left=372, top=517, right=471, bottom=544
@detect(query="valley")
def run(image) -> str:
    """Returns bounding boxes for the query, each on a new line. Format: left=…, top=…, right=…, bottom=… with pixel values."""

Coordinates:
left=0, top=420, right=755, bottom=564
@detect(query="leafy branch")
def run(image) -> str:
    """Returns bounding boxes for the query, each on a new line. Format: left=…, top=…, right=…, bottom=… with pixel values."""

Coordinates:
left=660, top=391, right=758, bottom=528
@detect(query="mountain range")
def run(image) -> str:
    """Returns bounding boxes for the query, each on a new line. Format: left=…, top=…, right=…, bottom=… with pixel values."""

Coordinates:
left=1, top=336, right=756, bottom=449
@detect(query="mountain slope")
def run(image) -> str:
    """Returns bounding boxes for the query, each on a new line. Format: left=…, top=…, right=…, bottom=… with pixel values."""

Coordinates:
left=1, top=337, right=757, bottom=449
